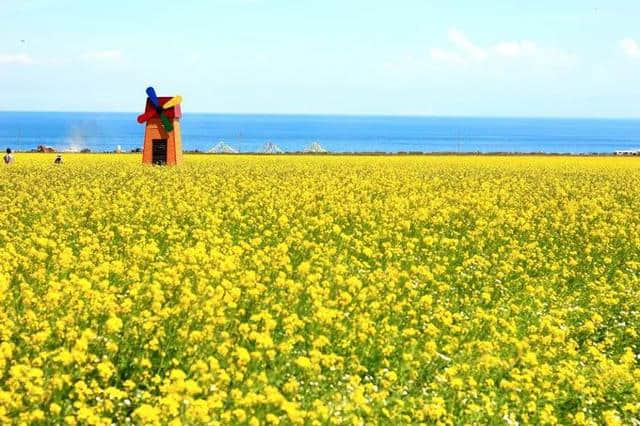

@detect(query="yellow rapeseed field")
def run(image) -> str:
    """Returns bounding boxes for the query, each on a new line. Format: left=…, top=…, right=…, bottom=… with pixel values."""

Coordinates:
left=0, top=153, right=639, bottom=425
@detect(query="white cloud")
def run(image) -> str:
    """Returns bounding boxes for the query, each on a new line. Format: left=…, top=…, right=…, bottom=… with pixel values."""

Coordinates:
left=429, top=29, right=574, bottom=67
left=493, top=41, right=538, bottom=57
left=448, top=28, right=487, bottom=61
left=492, top=40, right=576, bottom=68
left=619, top=38, right=640, bottom=57
left=0, top=53, right=34, bottom=65
left=429, top=47, right=463, bottom=63
left=81, top=49, right=123, bottom=62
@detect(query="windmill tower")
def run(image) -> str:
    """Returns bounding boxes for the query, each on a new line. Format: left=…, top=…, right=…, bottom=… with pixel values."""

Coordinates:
left=137, top=87, right=183, bottom=165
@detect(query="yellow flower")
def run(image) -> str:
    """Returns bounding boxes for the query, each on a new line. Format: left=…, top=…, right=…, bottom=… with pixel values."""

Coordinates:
left=105, top=316, right=123, bottom=333
left=602, top=410, right=622, bottom=426
left=49, top=403, right=61, bottom=415
left=295, top=356, right=312, bottom=369
left=133, top=404, right=161, bottom=425
left=96, top=360, right=115, bottom=381
left=30, top=409, right=45, bottom=421
left=297, top=261, right=311, bottom=275
left=3, top=154, right=640, bottom=424
left=236, top=347, right=251, bottom=366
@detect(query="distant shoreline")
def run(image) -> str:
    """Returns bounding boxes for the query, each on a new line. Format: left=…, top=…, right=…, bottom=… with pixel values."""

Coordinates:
left=11, top=151, right=627, bottom=157
left=3, top=111, right=640, bottom=121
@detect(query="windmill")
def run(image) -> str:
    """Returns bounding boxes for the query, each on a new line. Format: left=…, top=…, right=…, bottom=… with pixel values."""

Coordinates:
left=137, top=87, right=183, bottom=165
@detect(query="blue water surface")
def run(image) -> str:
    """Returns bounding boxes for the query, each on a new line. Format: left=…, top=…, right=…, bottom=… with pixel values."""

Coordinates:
left=0, top=112, right=639, bottom=153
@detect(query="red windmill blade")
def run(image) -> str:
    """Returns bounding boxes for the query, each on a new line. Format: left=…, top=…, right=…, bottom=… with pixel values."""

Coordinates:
left=137, top=107, right=179, bottom=124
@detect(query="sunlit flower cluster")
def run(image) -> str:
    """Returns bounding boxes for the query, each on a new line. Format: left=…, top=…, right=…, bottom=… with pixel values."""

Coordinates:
left=0, top=153, right=639, bottom=424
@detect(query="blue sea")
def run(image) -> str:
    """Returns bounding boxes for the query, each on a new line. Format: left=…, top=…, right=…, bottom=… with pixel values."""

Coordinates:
left=1, top=112, right=639, bottom=154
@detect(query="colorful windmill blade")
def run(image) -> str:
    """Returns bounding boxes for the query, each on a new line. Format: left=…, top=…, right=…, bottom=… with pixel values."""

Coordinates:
left=146, top=86, right=160, bottom=108
left=163, top=95, right=182, bottom=109
left=137, top=110, right=154, bottom=123
left=146, top=86, right=173, bottom=132
left=160, top=114, right=173, bottom=132
left=137, top=106, right=178, bottom=123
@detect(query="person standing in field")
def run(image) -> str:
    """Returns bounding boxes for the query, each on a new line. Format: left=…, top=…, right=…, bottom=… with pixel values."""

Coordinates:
left=54, top=154, right=63, bottom=164
left=3, top=148, right=14, bottom=164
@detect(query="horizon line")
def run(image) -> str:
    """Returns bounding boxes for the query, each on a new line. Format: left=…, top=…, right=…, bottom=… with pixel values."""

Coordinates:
left=1, top=109, right=640, bottom=121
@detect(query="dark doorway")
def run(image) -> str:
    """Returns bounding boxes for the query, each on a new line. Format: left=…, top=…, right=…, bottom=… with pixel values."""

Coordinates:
left=152, top=139, right=167, bottom=165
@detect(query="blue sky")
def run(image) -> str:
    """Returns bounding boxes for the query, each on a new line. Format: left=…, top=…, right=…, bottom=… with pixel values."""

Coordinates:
left=1, top=0, right=639, bottom=117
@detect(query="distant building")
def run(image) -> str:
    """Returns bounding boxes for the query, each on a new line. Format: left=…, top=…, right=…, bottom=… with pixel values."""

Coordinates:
left=36, top=145, right=55, bottom=153
left=303, top=141, right=328, bottom=153
left=208, top=141, right=238, bottom=153
left=615, top=149, right=640, bottom=156
left=261, top=141, right=283, bottom=154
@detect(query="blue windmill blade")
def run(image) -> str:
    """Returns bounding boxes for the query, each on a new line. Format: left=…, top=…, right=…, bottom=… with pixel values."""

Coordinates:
left=146, top=86, right=160, bottom=108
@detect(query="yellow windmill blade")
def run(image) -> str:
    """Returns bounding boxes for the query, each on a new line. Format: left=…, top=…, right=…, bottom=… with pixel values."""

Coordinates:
left=163, top=95, right=183, bottom=109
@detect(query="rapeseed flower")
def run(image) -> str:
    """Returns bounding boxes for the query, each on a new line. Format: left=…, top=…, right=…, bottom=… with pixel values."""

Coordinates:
left=0, top=154, right=638, bottom=424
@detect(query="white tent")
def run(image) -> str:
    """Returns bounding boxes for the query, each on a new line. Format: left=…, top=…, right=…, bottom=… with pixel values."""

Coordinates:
left=208, top=141, right=238, bottom=153
left=261, top=141, right=283, bottom=154
left=303, top=141, right=328, bottom=153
